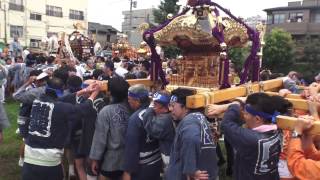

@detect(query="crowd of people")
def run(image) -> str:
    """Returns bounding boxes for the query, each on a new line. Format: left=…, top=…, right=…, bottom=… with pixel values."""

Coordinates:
left=0, top=45, right=320, bottom=180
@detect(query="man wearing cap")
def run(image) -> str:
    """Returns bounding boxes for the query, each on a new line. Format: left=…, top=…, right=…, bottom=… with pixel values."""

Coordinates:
left=123, top=84, right=162, bottom=180
left=165, top=88, right=218, bottom=180
left=142, top=91, right=175, bottom=170
left=21, top=78, right=100, bottom=180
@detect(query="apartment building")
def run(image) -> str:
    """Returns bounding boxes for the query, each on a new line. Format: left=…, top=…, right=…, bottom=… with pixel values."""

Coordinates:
left=122, top=8, right=156, bottom=47
left=264, top=0, right=320, bottom=39
left=0, top=0, right=88, bottom=48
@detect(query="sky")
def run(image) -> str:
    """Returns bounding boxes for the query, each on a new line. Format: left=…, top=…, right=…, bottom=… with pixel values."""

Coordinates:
left=88, top=0, right=290, bottom=31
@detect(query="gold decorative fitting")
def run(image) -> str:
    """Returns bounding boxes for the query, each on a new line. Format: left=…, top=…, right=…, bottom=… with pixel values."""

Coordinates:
left=167, top=13, right=174, bottom=20
left=246, top=82, right=254, bottom=95
left=220, top=42, right=227, bottom=50
left=220, top=52, right=227, bottom=59
left=203, top=5, right=210, bottom=8
left=153, top=12, right=249, bottom=49
left=259, top=82, right=265, bottom=92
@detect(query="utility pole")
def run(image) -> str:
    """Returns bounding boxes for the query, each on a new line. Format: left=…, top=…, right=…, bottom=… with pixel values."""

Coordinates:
left=129, top=0, right=133, bottom=29
left=3, top=2, right=8, bottom=44
left=128, top=0, right=133, bottom=42
left=128, top=0, right=136, bottom=43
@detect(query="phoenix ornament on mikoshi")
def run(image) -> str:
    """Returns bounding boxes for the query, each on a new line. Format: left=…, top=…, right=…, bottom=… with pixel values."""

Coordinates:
left=143, top=0, right=265, bottom=89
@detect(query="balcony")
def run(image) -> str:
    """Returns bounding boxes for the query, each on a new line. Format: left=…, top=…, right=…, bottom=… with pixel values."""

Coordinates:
left=267, top=21, right=320, bottom=35
left=9, top=3, right=24, bottom=12
left=308, top=23, right=320, bottom=34
left=267, top=22, right=309, bottom=35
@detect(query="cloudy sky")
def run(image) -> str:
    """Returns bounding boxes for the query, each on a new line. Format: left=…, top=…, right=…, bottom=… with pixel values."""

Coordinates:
left=88, top=0, right=290, bottom=31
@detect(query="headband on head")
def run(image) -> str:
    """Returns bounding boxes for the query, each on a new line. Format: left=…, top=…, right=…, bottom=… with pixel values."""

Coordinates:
left=170, top=95, right=178, bottom=103
left=46, top=86, right=64, bottom=97
left=245, top=105, right=280, bottom=124
left=153, top=92, right=170, bottom=106
left=128, top=91, right=149, bottom=99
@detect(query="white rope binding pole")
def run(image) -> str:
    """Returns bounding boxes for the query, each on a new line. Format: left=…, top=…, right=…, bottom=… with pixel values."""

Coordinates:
left=64, top=34, right=75, bottom=60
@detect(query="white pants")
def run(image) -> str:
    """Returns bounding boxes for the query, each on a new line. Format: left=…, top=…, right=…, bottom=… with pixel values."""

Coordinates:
left=0, top=85, right=4, bottom=103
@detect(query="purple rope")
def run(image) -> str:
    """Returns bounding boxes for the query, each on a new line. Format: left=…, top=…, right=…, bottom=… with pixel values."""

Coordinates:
left=211, top=7, right=230, bottom=88
left=218, top=58, right=223, bottom=84
left=143, top=0, right=261, bottom=87
left=208, top=1, right=261, bottom=84
left=220, top=58, right=231, bottom=89
left=143, top=7, right=190, bottom=87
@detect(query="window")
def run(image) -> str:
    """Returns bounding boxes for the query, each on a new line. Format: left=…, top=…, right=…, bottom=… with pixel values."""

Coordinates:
left=9, top=0, right=24, bottom=11
left=30, top=39, right=41, bottom=48
left=315, top=13, right=320, bottom=23
left=69, top=9, right=84, bottom=20
left=107, top=34, right=111, bottom=42
left=47, top=32, right=58, bottom=38
left=289, top=12, right=304, bottom=22
left=30, top=13, right=42, bottom=21
left=274, top=14, right=285, bottom=24
left=46, top=5, right=63, bottom=17
left=267, top=15, right=273, bottom=24
left=10, top=25, right=23, bottom=38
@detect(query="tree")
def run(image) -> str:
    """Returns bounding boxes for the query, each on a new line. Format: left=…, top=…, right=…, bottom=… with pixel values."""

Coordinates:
left=301, top=36, right=320, bottom=68
left=228, top=46, right=250, bottom=74
left=153, top=0, right=180, bottom=24
left=263, top=28, right=295, bottom=73
left=297, top=36, right=320, bottom=82
left=153, top=0, right=181, bottom=58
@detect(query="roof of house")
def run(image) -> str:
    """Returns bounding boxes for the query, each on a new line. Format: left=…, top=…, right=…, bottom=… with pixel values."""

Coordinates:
left=264, top=5, right=320, bottom=12
left=88, top=22, right=119, bottom=33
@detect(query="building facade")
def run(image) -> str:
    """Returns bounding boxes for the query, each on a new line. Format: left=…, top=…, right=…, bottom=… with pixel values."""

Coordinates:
left=264, top=0, right=320, bottom=39
left=122, top=8, right=156, bottom=48
left=88, top=22, right=118, bottom=48
left=0, top=0, right=88, bottom=47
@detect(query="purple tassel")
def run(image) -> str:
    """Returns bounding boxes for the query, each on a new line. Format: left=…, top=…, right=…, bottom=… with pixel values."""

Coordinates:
left=142, top=7, right=190, bottom=87
left=221, top=58, right=231, bottom=89
left=208, top=1, right=261, bottom=84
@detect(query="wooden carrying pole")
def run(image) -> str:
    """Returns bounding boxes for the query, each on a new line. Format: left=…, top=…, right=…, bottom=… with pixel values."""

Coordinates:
left=186, top=79, right=283, bottom=109
left=277, top=116, right=320, bottom=135
left=84, top=79, right=154, bottom=92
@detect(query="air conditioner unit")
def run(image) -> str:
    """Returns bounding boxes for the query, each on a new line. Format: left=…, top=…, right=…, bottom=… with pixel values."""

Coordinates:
left=30, top=42, right=38, bottom=48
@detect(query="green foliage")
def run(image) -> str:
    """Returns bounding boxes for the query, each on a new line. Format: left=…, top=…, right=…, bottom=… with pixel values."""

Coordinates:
left=163, top=46, right=181, bottom=59
left=263, top=28, right=295, bottom=73
left=0, top=100, right=21, bottom=180
left=301, top=36, right=320, bottom=67
left=228, top=46, right=250, bottom=74
left=153, top=0, right=180, bottom=24
left=296, top=36, right=320, bottom=82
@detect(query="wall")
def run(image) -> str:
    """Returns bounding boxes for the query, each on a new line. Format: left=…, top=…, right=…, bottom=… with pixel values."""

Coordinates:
left=0, top=0, right=88, bottom=47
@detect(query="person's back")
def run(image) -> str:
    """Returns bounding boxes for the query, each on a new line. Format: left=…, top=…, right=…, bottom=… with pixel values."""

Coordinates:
left=219, top=93, right=286, bottom=180
left=90, top=76, right=131, bottom=179
left=230, top=121, right=281, bottom=180
left=90, top=102, right=131, bottom=170
left=123, top=84, right=162, bottom=180
left=22, top=78, right=99, bottom=180
left=166, top=112, right=218, bottom=180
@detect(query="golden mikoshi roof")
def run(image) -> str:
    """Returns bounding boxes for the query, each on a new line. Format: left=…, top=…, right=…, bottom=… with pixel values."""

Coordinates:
left=153, top=9, right=249, bottom=51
